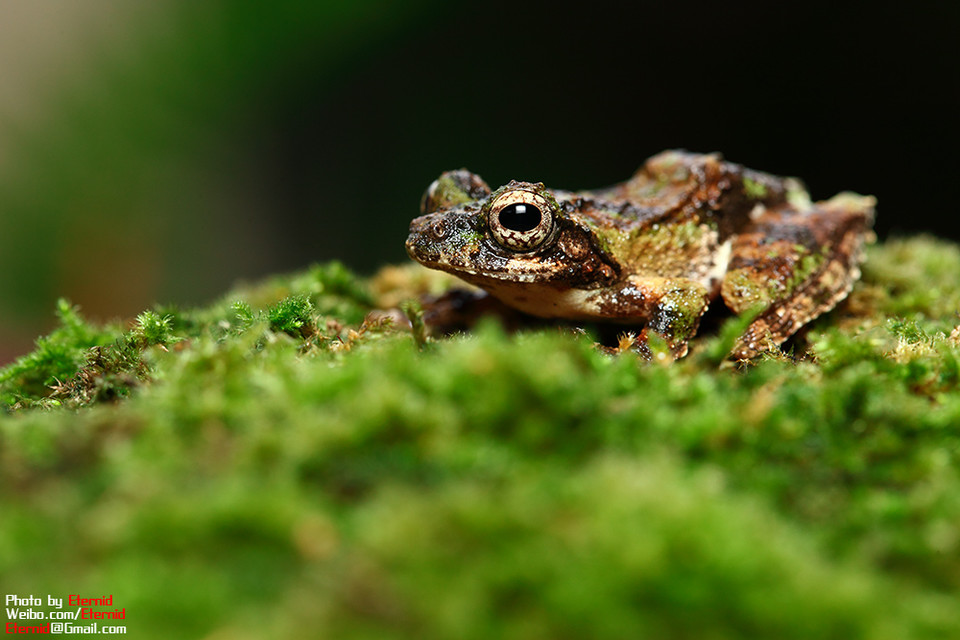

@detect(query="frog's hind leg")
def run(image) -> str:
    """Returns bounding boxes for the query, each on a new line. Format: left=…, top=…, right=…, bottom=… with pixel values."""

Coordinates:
left=721, top=193, right=876, bottom=360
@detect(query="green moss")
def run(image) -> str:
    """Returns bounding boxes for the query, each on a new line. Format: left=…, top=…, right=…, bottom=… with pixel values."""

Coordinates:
left=2, top=238, right=960, bottom=638
left=268, top=295, right=314, bottom=337
left=134, top=310, right=178, bottom=347
left=0, top=299, right=119, bottom=408
left=860, top=235, right=960, bottom=318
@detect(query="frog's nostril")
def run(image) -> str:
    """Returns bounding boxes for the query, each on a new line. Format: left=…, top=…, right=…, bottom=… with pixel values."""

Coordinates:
left=431, top=220, right=447, bottom=239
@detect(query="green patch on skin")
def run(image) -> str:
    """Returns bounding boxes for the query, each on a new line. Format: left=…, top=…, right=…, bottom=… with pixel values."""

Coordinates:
left=723, top=268, right=776, bottom=309
left=430, top=174, right=474, bottom=209
left=601, top=220, right=712, bottom=275
left=787, top=251, right=826, bottom=292
left=646, top=150, right=686, bottom=178
left=3, top=238, right=960, bottom=638
left=726, top=246, right=826, bottom=311
left=619, top=152, right=693, bottom=201
left=573, top=216, right=627, bottom=272
left=437, top=225, right=484, bottom=262
left=655, top=281, right=709, bottom=341
left=743, top=176, right=768, bottom=199
left=786, top=183, right=813, bottom=211
left=457, top=229, right=484, bottom=246
left=636, top=178, right=669, bottom=198
left=646, top=153, right=691, bottom=190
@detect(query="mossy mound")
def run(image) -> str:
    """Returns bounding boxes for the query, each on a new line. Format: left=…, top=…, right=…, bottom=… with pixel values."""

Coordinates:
left=2, top=238, right=960, bottom=639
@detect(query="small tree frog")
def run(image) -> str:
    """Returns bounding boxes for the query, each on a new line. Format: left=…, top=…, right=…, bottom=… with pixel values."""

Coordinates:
left=405, top=151, right=875, bottom=359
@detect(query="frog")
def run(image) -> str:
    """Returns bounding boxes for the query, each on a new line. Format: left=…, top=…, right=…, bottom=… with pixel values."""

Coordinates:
left=405, top=150, right=875, bottom=360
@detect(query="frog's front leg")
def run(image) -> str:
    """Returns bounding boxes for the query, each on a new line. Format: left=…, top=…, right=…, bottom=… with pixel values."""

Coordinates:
left=721, top=193, right=875, bottom=360
left=590, top=276, right=711, bottom=357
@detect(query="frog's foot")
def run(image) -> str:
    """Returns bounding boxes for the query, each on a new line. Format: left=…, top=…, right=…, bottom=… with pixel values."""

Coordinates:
left=721, top=193, right=876, bottom=360
left=596, top=328, right=688, bottom=360
left=418, top=288, right=534, bottom=334
left=588, top=276, right=710, bottom=359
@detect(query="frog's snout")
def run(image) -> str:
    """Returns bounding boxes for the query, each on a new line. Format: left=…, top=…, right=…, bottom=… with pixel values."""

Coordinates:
left=407, top=213, right=447, bottom=241
left=405, top=211, right=480, bottom=269
left=405, top=213, right=445, bottom=263
left=407, top=213, right=456, bottom=266
left=407, top=213, right=466, bottom=263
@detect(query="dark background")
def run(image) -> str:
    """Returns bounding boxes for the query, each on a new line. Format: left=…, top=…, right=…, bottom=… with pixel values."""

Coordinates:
left=1, top=0, right=957, bottom=361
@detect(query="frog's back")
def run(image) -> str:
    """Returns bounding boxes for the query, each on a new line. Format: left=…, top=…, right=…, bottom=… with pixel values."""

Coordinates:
left=575, top=150, right=791, bottom=234
left=588, top=150, right=712, bottom=211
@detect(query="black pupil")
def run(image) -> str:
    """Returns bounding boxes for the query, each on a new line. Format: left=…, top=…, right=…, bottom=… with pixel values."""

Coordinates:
left=498, top=203, right=541, bottom=232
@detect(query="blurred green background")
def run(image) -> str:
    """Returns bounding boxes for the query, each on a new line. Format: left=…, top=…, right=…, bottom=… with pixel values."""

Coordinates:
left=1, top=0, right=958, bottom=362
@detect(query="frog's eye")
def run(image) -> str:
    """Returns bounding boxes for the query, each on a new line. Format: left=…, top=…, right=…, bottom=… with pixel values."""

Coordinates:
left=489, top=191, right=554, bottom=251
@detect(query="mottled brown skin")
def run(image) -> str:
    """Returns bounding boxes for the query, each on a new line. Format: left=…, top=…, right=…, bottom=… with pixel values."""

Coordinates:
left=406, top=151, right=875, bottom=360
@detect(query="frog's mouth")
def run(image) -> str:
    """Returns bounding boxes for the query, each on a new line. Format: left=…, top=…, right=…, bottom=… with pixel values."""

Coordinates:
left=406, top=212, right=552, bottom=283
